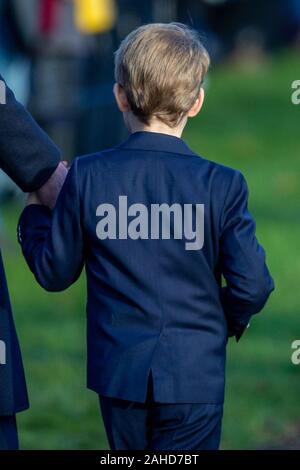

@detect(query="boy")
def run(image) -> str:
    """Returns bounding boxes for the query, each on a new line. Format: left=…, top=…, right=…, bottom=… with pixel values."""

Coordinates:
left=18, top=23, right=274, bottom=450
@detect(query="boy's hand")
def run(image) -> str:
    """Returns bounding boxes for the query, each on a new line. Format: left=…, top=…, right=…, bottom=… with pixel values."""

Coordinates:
left=35, top=161, right=68, bottom=209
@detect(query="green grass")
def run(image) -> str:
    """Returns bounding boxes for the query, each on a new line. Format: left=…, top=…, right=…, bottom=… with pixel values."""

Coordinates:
left=2, top=50, right=300, bottom=449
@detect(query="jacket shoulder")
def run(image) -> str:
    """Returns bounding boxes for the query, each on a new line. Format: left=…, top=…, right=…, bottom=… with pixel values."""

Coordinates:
left=196, top=153, right=240, bottom=174
left=76, top=148, right=117, bottom=167
left=191, top=153, right=244, bottom=188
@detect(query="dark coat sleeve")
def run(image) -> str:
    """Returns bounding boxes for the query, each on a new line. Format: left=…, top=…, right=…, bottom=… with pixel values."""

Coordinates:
left=219, top=170, right=275, bottom=341
left=17, top=159, right=84, bottom=292
left=0, top=73, right=60, bottom=192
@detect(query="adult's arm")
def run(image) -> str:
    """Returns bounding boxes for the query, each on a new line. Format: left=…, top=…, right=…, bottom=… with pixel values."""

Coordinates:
left=0, top=73, right=60, bottom=192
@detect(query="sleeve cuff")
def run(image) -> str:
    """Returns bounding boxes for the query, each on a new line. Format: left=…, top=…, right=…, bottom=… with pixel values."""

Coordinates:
left=18, top=204, right=52, bottom=244
left=234, top=322, right=250, bottom=342
left=21, top=161, right=60, bottom=193
left=227, top=320, right=250, bottom=342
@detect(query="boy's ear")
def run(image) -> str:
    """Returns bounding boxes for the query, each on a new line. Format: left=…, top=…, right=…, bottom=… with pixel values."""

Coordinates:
left=113, top=83, right=130, bottom=112
left=188, top=87, right=205, bottom=118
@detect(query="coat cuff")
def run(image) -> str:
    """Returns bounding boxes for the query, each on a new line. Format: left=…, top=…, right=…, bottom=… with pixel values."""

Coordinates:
left=18, top=204, right=52, bottom=244
left=227, top=320, right=250, bottom=342
left=21, top=161, right=60, bottom=193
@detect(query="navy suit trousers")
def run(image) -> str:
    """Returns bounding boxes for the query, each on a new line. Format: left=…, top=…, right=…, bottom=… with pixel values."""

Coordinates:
left=0, top=415, right=19, bottom=450
left=99, top=371, right=223, bottom=451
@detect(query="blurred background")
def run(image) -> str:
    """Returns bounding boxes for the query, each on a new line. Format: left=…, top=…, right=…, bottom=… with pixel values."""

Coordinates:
left=0, top=0, right=300, bottom=450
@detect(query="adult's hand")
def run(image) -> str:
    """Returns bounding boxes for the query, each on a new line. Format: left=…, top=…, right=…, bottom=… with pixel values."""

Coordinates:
left=34, top=161, right=68, bottom=209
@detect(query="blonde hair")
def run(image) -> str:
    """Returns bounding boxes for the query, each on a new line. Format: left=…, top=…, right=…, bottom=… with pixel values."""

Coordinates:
left=114, top=23, right=210, bottom=128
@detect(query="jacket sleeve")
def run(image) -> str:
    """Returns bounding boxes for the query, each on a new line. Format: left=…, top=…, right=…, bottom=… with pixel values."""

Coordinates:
left=219, top=170, right=274, bottom=341
left=0, top=73, right=60, bottom=192
left=17, top=159, right=84, bottom=292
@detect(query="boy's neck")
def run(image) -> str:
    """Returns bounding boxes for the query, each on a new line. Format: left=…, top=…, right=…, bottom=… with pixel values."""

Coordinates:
left=126, top=113, right=186, bottom=138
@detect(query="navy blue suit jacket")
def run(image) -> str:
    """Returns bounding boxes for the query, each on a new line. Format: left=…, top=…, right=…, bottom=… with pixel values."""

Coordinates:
left=0, top=73, right=60, bottom=416
left=18, top=131, right=274, bottom=404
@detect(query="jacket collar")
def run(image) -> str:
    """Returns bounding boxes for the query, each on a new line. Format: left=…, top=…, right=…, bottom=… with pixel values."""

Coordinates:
left=117, top=131, right=196, bottom=157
